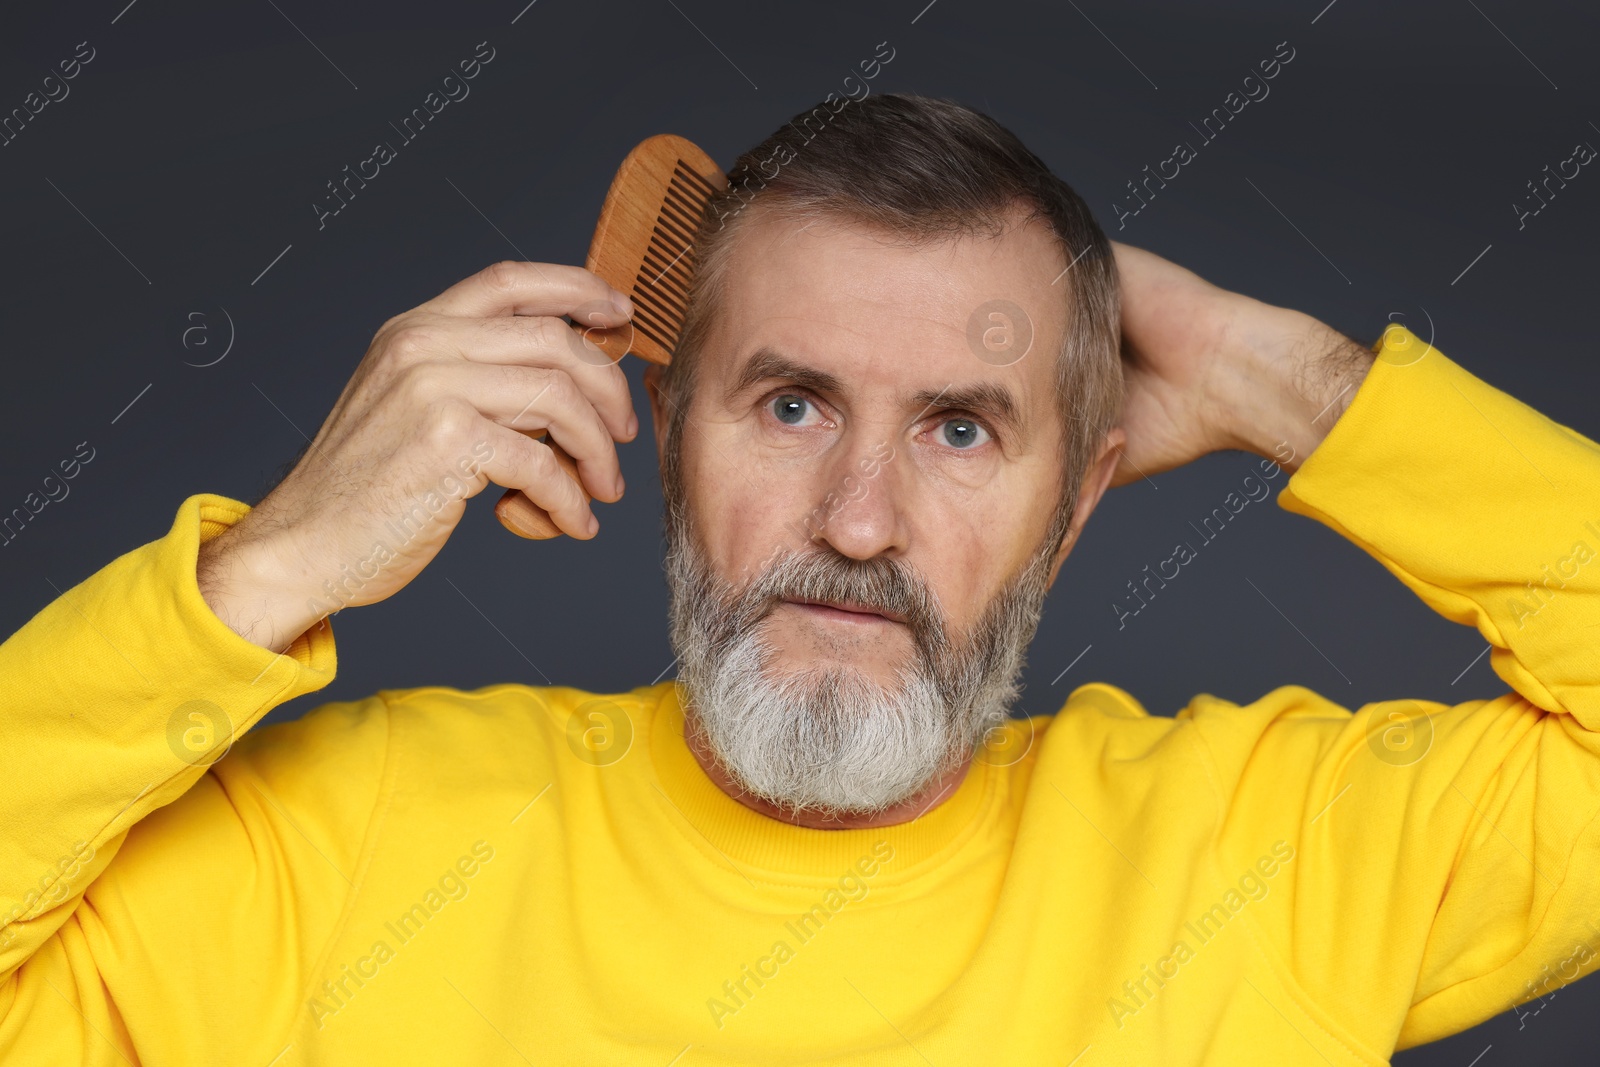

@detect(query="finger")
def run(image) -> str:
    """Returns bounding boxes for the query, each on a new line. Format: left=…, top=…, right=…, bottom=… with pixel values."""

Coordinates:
left=476, top=420, right=598, bottom=539
left=418, top=315, right=637, bottom=442
left=396, top=362, right=624, bottom=503
left=419, top=260, right=634, bottom=321
left=496, top=370, right=622, bottom=505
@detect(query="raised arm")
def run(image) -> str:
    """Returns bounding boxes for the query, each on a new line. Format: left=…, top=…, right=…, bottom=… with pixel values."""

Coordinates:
left=0, top=261, right=638, bottom=1062
left=1109, top=241, right=1600, bottom=1054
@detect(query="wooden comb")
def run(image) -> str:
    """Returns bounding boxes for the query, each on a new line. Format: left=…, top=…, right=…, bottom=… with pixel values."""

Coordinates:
left=494, top=134, right=727, bottom=539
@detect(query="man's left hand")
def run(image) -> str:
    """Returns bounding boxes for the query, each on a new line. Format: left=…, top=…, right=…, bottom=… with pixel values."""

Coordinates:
left=1108, top=240, right=1375, bottom=486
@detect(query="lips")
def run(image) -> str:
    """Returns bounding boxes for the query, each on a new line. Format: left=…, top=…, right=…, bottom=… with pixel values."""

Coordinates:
left=783, top=597, right=907, bottom=625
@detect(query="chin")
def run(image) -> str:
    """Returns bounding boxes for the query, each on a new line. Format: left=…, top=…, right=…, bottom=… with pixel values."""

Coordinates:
left=757, top=646, right=910, bottom=696
left=684, top=631, right=961, bottom=816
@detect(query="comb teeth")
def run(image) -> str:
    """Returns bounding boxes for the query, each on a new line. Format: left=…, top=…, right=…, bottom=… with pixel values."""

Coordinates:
left=629, top=161, right=716, bottom=351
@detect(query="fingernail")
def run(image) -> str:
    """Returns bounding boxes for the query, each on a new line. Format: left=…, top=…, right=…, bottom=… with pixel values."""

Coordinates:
left=586, top=513, right=599, bottom=536
left=626, top=412, right=639, bottom=438
left=612, top=293, right=634, bottom=317
left=614, top=471, right=626, bottom=497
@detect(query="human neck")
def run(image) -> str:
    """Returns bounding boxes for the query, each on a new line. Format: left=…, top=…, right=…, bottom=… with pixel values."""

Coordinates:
left=682, top=715, right=972, bottom=829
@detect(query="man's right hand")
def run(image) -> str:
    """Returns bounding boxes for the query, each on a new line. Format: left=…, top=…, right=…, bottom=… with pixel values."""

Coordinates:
left=196, top=261, right=639, bottom=652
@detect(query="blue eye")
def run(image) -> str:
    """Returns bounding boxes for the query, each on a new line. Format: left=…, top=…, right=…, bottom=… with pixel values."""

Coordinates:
left=942, top=417, right=990, bottom=449
left=772, top=394, right=810, bottom=425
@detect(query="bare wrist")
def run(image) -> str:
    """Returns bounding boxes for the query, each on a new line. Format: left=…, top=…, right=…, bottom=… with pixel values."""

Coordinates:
left=196, top=526, right=320, bottom=654
left=1221, top=305, right=1374, bottom=472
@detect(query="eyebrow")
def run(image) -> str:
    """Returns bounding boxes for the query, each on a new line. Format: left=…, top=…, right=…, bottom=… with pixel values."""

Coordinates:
left=911, top=381, right=1027, bottom=440
left=727, top=348, right=844, bottom=403
left=726, top=346, right=1030, bottom=440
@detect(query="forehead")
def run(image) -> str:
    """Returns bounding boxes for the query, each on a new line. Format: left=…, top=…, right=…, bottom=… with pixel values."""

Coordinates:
left=702, top=205, right=1071, bottom=411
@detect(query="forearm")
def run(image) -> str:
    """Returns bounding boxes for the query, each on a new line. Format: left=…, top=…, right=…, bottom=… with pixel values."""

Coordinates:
left=1277, top=328, right=1600, bottom=719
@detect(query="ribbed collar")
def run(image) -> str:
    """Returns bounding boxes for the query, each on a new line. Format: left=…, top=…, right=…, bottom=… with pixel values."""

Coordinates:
left=645, top=681, right=1002, bottom=882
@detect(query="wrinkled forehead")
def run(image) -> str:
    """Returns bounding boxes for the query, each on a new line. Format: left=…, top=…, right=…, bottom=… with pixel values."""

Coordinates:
left=700, top=205, right=1072, bottom=416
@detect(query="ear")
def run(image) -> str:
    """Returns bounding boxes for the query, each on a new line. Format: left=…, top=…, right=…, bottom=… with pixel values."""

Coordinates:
left=643, top=363, right=670, bottom=466
left=1046, top=425, right=1126, bottom=589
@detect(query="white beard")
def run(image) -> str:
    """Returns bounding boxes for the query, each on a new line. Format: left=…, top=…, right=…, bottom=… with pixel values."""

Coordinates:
left=663, top=518, right=1060, bottom=818
left=684, top=621, right=959, bottom=814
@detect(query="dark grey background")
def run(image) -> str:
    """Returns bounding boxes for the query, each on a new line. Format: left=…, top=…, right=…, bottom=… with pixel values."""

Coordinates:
left=1, top=0, right=1595, bottom=1061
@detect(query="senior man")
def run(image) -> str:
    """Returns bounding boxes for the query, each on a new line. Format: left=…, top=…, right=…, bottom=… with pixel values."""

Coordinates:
left=3, top=93, right=1597, bottom=1065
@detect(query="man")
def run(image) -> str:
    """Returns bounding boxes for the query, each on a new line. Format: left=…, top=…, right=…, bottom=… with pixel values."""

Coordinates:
left=1, top=93, right=1595, bottom=1065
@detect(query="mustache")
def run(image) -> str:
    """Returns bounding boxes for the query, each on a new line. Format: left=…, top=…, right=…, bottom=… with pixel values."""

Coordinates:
left=712, top=548, right=951, bottom=656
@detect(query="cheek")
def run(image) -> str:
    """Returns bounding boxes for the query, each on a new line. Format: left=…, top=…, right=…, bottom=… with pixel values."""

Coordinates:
left=906, top=460, right=1058, bottom=612
left=920, top=515, right=997, bottom=617
left=680, top=426, right=815, bottom=577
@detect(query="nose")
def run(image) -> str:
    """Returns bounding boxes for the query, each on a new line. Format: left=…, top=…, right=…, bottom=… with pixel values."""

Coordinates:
left=800, top=434, right=905, bottom=562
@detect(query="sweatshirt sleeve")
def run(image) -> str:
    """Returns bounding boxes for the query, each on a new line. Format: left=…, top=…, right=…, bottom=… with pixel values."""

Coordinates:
left=1189, top=324, right=1600, bottom=1055
left=0, top=494, right=390, bottom=1065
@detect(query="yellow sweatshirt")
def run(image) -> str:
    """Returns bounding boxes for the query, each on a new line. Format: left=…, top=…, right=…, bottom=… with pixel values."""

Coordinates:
left=2, top=325, right=1598, bottom=1066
